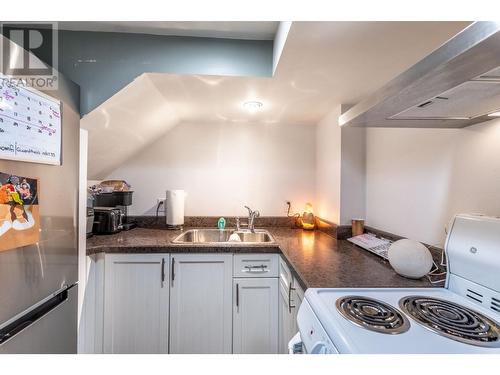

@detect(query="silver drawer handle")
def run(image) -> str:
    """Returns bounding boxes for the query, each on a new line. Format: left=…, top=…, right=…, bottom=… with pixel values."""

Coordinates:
left=243, top=264, right=269, bottom=273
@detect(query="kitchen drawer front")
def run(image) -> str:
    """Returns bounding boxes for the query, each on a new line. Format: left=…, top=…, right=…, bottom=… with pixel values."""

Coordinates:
left=293, top=278, right=305, bottom=301
left=279, top=256, right=292, bottom=288
left=233, top=254, right=279, bottom=278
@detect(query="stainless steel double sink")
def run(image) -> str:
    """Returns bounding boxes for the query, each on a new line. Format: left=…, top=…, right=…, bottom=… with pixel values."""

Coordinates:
left=172, top=228, right=275, bottom=244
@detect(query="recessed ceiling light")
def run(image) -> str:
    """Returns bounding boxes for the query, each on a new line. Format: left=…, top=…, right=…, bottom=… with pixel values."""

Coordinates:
left=243, top=101, right=263, bottom=111
left=488, top=111, right=500, bottom=117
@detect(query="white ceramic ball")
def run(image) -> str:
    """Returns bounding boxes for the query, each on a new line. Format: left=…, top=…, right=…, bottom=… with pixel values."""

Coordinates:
left=388, top=239, right=433, bottom=279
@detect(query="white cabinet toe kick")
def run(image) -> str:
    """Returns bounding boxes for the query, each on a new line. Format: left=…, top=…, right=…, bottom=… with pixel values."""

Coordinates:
left=83, top=252, right=304, bottom=354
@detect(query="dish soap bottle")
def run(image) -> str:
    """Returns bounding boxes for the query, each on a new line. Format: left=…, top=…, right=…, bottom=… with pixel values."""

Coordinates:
left=217, top=217, right=226, bottom=230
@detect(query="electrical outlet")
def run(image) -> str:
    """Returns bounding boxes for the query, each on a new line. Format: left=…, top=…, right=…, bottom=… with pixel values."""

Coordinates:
left=156, top=198, right=165, bottom=212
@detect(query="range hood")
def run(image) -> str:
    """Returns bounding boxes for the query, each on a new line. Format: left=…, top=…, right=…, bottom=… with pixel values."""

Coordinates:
left=339, top=22, right=500, bottom=128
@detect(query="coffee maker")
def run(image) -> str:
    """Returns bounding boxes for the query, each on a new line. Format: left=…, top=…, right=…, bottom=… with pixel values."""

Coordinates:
left=94, top=191, right=137, bottom=232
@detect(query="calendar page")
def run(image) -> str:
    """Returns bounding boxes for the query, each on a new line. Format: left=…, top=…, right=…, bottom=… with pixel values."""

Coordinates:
left=0, top=73, right=62, bottom=165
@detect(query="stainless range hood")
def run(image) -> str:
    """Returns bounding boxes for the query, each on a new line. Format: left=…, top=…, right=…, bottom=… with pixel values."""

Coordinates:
left=339, top=22, right=500, bottom=128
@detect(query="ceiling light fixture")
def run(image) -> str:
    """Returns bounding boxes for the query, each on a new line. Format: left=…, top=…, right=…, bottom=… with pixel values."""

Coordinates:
left=487, top=111, right=500, bottom=117
left=243, top=100, right=263, bottom=111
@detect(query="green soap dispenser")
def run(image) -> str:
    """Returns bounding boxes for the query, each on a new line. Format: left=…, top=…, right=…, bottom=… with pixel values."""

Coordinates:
left=217, top=217, right=226, bottom=230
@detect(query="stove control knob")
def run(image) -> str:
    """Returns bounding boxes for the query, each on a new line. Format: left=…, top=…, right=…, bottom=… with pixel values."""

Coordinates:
left=311, top=341, right=332, bottom=354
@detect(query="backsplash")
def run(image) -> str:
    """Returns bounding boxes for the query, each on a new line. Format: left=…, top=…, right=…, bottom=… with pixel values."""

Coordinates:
left=130, top=216, right=299, bottom=229
left=130, top=215, right=445, bottom=266
left=314, top=217, right=445, bottom=271
left=314, top=216, right=351, bottom=240
left=364, top=226, right=446, bottom=272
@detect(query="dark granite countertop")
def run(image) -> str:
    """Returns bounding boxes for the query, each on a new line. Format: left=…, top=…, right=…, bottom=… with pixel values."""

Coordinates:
left=87, top=227, right=434, bottom=290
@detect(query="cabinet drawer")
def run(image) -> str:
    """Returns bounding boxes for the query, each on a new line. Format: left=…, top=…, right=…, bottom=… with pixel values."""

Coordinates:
left=279, top=256, right=292, bottom=288
left=233, top=254, right=279, bottom=278
left=293, top=278, right=305, bottom=301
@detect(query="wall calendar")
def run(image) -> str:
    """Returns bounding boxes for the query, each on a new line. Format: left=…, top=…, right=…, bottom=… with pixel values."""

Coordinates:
left=0, top=73, right=62, bottom=165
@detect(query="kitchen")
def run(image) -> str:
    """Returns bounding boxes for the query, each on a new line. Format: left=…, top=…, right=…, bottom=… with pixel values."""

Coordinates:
left=1, top=1, right=500, bottom=373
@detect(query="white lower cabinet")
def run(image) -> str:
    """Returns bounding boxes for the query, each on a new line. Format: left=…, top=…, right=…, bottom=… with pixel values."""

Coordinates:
left=291, top=280, right=304, bottom=334
left=279, top=257, right=304, bottom=353
left=94, top=252, right=297, bottom=354
left=169, top=254, right=233, bottom=354
left=103, top=254, right=169, bottom=354
left=233, top=277, right=279, bottom=354
left=279, top=279, right=295, bottom=353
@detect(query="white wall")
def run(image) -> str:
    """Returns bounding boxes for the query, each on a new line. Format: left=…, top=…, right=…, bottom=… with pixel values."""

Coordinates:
left=81, top=74, right=180, bottom=179
left=340, top=126, right=366, bottom=225
left=315, top=106, right=342, bottom=223
left=315, top=106, right=367, bottom=225
left=366, top=118, right=500, bottom=247
left=105, top=121, right=316, bottom=216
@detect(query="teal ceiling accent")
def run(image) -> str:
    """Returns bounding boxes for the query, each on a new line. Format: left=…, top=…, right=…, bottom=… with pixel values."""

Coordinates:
left=58, top=31, right=273, bottom=116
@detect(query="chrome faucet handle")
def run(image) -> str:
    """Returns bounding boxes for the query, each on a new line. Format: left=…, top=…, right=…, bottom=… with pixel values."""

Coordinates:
left=250, top=210, right=260, bottom=233
left=243, top=206, right=259, bottom=232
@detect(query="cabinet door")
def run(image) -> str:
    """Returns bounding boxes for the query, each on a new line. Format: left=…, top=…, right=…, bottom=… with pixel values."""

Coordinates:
left=103, top=254, right=169, bottom=354
left=233, top=278, right=279, bottom=354
left=279, top=279, right=295, bottom=354
left=169, top=254, right=233, bottom=354
left=291, top=280, right=305, bottom=335
left=278, top=257, right=295, bottom=354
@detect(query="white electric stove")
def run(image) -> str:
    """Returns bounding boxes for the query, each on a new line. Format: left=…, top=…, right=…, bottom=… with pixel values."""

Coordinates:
left=292, top=214, right=500, bottom=354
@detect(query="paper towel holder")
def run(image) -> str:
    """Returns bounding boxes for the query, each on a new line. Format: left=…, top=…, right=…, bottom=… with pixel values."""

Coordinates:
left=165, top=190, right=186, bottom=230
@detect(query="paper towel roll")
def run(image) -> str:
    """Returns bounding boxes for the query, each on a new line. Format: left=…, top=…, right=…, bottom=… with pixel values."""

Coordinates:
left=166, top=190, right=185, bottom=226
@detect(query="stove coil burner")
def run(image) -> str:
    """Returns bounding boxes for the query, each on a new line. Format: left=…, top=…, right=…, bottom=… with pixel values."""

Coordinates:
left=400, top=296, right=500, bottom=347
left=336, top=296, right=410, bottom=334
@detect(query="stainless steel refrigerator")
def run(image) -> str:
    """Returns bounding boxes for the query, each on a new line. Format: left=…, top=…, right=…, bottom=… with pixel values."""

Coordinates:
left=0, top=55, right=80, bottom=352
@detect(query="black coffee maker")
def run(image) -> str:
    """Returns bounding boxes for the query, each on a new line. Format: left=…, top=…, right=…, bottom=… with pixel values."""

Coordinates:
left=94, top=191, right=136, bottom=231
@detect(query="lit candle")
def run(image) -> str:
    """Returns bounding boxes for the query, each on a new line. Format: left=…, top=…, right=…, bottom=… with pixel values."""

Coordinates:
left=301, top=203, right=315, bottom=230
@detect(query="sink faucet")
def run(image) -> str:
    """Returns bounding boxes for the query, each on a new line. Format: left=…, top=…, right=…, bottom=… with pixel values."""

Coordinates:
left=244, top=206, right=260, bottom=232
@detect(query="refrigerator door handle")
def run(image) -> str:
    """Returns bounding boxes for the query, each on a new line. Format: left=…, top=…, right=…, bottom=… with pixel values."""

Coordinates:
left=0, top=284, right=74, bottom=346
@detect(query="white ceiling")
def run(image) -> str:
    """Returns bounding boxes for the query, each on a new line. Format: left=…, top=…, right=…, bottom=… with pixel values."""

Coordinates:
left=58, top=21, right=279, bottom=40
left=82, top=21, right=471, bottom=178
